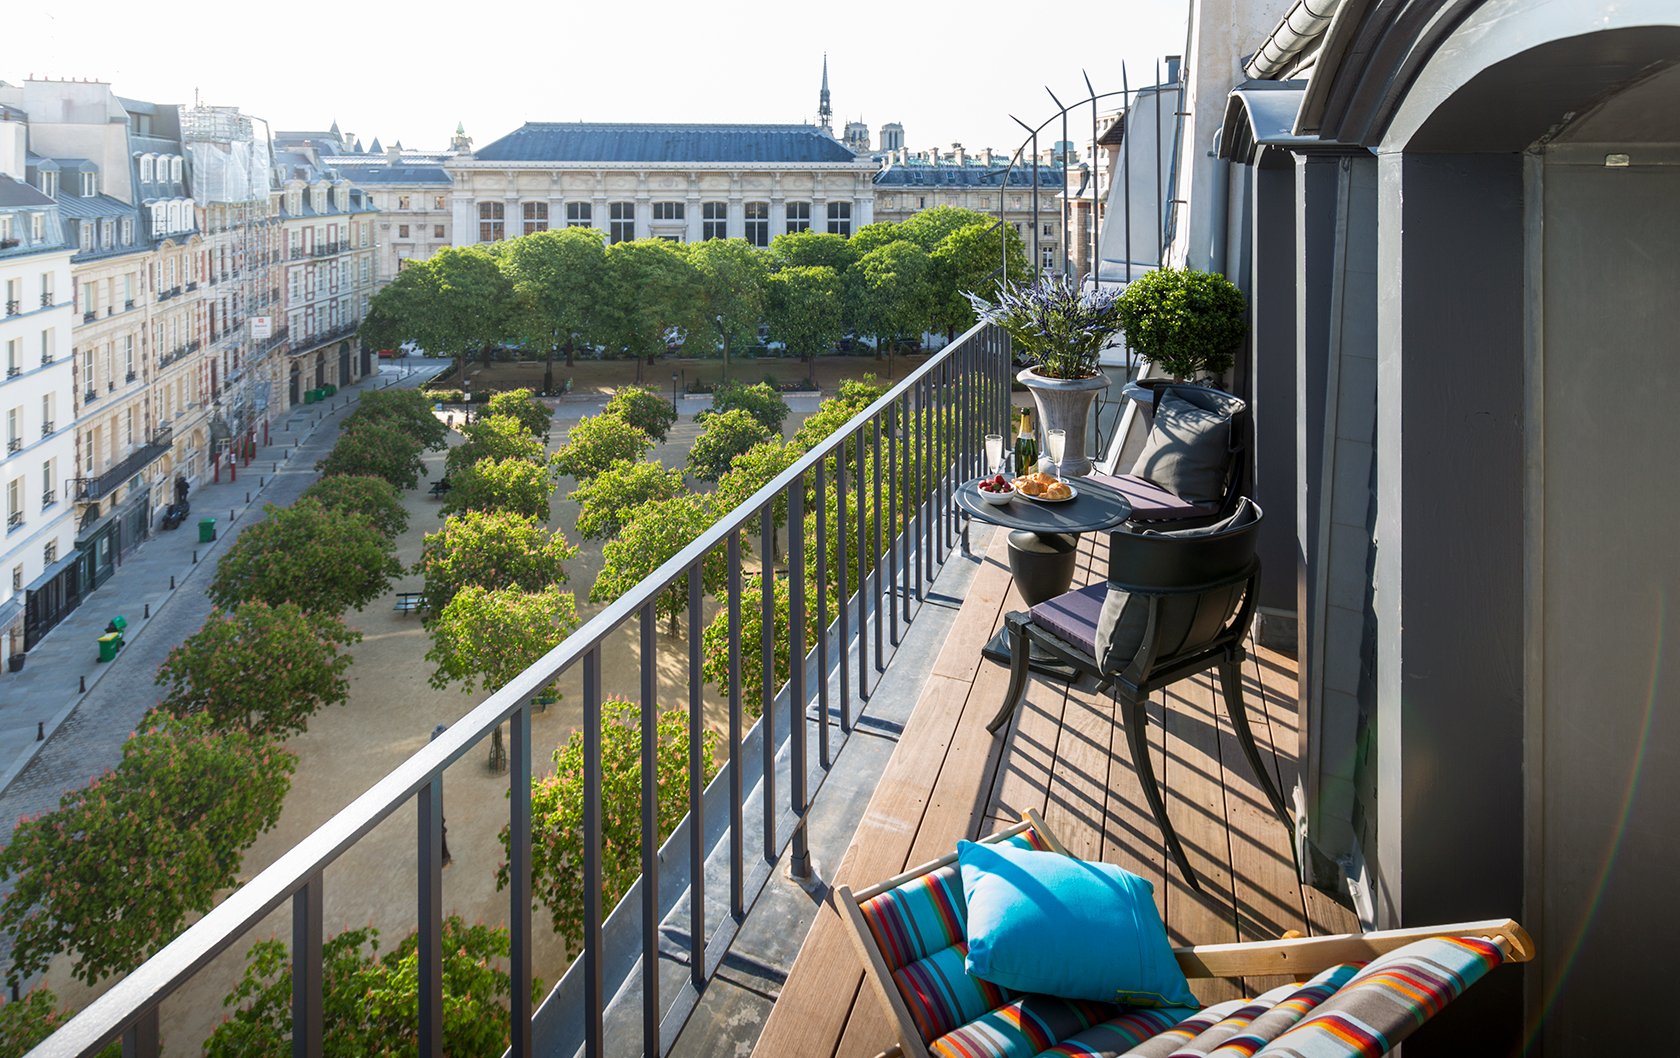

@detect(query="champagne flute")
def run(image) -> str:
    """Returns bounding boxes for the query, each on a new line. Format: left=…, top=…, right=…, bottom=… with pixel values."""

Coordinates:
left=985, top=433, right=1005, bottom=476
left=1046, top=429, right=1067, bottom=482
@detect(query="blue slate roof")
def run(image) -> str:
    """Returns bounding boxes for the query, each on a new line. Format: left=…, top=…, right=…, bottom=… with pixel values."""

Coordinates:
left=872, top=163, right=1065, bottom=189
left=473, top=123, right=858, bottom=164
left=343, top=164, right=450, bottom=185
left=0, top=174, right=53, bottom=209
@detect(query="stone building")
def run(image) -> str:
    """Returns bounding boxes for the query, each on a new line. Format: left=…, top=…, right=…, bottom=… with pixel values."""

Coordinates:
left=318, top=135, right=457, bottom=290
left=870, top=147, right=1067, bottom=272
left=445, top=122, right=877, bottom=249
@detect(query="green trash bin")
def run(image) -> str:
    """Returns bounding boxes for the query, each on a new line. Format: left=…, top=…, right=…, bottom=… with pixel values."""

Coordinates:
left=110, top=615, right=127, bottom=633
left=323, top=384, right=337, bottom=397
left=97, top=633, right=120, bottom=663
left=198, top=517, right=217, bottom=543
left=304, top=389, right=319, bottom=404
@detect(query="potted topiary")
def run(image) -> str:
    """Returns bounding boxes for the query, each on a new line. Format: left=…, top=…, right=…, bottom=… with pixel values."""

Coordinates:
left=967, top=275, right=1124, bottom=477
left=1114, top=268, right=1248, bottom=403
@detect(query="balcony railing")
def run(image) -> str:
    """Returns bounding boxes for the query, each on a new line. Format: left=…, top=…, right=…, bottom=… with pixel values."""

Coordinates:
left=5, top=365, right=18, bottom=378
left=4, top=299, right=17, bottom=316
left=75, top=429, right=173, bottom=503
left=83, top=310, right=97, bottom=323
left=41, top=490, right=56, bottom=510
left=37, top=321, right=1013, bottom=1056
left=41, top=420, right=54, bottom=436
left=6, top=437, right=20, bottom=454
left=40, top=292, right=53, bottom=307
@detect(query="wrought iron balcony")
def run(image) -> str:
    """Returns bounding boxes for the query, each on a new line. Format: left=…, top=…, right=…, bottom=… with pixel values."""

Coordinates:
left=4, top=299, right=17, bottom=316
left=33, top=320, right=1015, bottom=1056
left=6, top=437, right=20, bottom=454
left=39, top=292, right=52, bottom=307
left=5, top=366, right=18, bottom=378
left=41, top=490, right=55, bottom=510
left=6, top=511, right=21, bottom=531
left=41, top=420, right=54, bottom=436
left=75, top=430, right=172, bottom=502
left=82, top=311, right=96, bottom=323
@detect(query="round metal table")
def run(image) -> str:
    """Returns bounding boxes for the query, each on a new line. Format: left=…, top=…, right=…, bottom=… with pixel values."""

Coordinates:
left=956, top=477, right=1134, bottom=675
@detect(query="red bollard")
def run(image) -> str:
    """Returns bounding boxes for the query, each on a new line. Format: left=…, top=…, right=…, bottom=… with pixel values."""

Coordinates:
left=229, top=461, right=237, bottom=482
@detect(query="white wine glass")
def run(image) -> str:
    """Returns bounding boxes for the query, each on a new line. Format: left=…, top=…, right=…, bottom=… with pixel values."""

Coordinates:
left=1046, top=429, right=1067, bottom=482
left=985, top=434, right=1005, bottom=476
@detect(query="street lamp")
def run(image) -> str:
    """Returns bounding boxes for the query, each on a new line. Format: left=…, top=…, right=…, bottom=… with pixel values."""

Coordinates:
left=716, top=313, right=727, bottom=383
left=462, top=378, right=471, bottom=424
left=671, top=371, right=679, bottom=412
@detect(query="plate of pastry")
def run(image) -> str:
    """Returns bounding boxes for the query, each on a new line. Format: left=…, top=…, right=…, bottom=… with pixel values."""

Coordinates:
left=1011, top=473, right=1077, bottom=503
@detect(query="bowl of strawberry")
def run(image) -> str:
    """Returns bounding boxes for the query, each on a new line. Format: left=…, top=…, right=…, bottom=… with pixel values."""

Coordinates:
left=976, top=474, right=1015, bottom=505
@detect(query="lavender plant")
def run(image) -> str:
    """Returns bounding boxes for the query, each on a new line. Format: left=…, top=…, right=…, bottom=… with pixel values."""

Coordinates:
left=966, top=275, right=1124, bottom=380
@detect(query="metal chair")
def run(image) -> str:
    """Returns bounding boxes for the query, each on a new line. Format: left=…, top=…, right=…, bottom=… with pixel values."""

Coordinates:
left=1092, top=382, right=1248, bottom=528
left=987, top=499, right=1287, bottom=891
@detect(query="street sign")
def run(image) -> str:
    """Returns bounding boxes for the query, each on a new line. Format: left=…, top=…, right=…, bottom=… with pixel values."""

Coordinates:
left=250, top=316, right=273, bottom=339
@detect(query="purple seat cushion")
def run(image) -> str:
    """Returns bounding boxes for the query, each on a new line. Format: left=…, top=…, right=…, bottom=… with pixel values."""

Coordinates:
left=1029, top=584, right=1106, bottom=656
left=1031, top=583, right=1151, bottom=675
left=1089, top=472, right=1215, bottom=524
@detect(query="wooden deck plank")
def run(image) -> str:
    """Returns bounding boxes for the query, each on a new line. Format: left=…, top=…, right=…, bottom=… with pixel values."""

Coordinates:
left=755, top=532, right=1354, bottom=1056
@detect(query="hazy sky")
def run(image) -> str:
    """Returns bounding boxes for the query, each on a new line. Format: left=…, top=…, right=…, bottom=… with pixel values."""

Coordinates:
left=4, top=1, right=1188, bottom=156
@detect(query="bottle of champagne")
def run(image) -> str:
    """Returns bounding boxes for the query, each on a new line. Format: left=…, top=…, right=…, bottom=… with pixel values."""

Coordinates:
left=1013, top=408, right=1038, bottom=475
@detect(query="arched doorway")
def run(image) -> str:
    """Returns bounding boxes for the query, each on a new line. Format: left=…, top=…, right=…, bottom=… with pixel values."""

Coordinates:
left=289, top=363, right=301, bottom=407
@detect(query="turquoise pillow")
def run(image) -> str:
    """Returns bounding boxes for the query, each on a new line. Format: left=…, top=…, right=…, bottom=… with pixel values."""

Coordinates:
left=956, top=839, right=1198, bottom=1009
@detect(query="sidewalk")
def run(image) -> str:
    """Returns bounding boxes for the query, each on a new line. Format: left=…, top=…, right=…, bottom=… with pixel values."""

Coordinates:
left=0, top=359, right=446, bottom=809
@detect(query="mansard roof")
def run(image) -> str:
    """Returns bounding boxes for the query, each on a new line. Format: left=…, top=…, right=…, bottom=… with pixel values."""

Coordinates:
left=872, top=162, right=1066, bottom=188
left=471, top=122, right=859, bottom=164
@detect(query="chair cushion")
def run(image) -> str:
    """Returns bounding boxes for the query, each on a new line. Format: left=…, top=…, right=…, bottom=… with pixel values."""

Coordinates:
left=1089, top=472, right=1215, bottom=524
left=956, top=840, right=1198, bottom=1009
left=1029, top=583, right=1151, bottom=680
left=1140, top=496, right=1257, bottom=540
left=1131, top=392, right=1233, bottom=507
left=1029, top=584, right=1107, bottom=658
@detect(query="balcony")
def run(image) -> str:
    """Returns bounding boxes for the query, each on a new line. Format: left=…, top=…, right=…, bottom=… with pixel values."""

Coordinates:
left=4, top=299, right=17, bottom=316
left=5, top=365, right=18, bottom=378
left=74, top=428, right=172, bottom=502
left=41, top=420, right=54, bottom=437
left=41, top=490, right=56, bottom=510
left=6, top=437, right=20, bottom=454
left=6, top=511, right=21, bottom=532
left=40, top=291, right=53, bottom=308
left=82, top=310, right=96, bottom=324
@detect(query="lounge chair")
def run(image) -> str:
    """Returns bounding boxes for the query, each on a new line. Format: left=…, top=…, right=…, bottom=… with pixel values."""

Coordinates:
left=837, top=811, right=1534, bottom=1058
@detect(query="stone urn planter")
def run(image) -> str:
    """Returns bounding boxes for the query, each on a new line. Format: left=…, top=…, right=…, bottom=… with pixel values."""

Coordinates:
left=1016, top=367, right=1110, bottom=477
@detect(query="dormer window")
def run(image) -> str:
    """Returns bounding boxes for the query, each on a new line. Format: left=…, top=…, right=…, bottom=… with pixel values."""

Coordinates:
left=40, top=171, right=58, bottom=198
left=140, top=156, right=155, bottom=182
left=120, top=218, right=133, bottom=244
left=170, top=157, right=183, bottom=183
left=82, top=172, right=98, bottom=198
left=31, top=214, right=44, bottom=241
left=78, top=224, right=93, bottom=252
left=288, top=191, right=302, bottom=215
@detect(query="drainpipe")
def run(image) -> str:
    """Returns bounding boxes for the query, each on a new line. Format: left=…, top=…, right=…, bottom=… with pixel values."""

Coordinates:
left=1206, top=129, right=1229, bottom=277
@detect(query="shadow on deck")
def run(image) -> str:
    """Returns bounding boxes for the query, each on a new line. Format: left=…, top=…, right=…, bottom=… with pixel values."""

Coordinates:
left=746, top=525, right=1355, bottom=1058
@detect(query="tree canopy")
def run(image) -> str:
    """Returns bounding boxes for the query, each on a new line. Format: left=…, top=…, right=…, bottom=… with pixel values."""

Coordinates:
left=768, top=230, right=858, bottom=274
left=766, top=265, right=846, bottom=365
left=603, top=385, right=678, bottom=443
left=486, top=387, right=553, bottom=438
left=701, top=379, right=789, bottom=435
left=851, top=241, right=934, bottom=354
left=686, top=238, right=767, bottom=380
left=425, top=585, right=580, bottom=694
left=0, top=713, right=294, bottom=987
left=301, top=474, right=409, bottom=538
left=316, top=419, right=426, bottom=491
left=686, top=408, right=773, bottom=483
left=156, top=602, right=358, bottom=737
left=591, top=495, right=725, bottom=631
left=444, top=413, right=546, bottom=478
left=439, top=455, right=556, bottom=523
left=570, top=459, right=686, bottom=541
left=550, top=413, right=654, bottom=483
left=345, top=388, right=450, bottom=451
left=209, top=500, right=400, bottom=614
left=416, top=509, right=576, bottom=616
left=600, top=239, right=707, bottom=361
left=499, top=227, right=607, bottom=364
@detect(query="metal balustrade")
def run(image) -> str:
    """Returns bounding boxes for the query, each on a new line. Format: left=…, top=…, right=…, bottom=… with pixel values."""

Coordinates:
left=35, top=320, right=1014, bottom=1057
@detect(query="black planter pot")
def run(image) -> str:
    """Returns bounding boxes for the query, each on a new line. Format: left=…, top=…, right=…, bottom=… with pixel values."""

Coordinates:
left=7, top=653, right=24, bottom=673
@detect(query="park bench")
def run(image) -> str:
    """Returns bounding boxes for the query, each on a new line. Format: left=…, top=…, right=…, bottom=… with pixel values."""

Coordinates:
left=393, top=592, right=428, bottom=615
left=427, top=479, right=450, bottom=498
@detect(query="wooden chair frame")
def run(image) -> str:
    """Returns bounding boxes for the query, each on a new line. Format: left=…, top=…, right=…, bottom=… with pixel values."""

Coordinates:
left=837, top=812, right=1534, bottom=1058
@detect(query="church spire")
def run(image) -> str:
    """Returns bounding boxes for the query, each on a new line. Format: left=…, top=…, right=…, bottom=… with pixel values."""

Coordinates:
left=818, top=54, right=833, bottom=132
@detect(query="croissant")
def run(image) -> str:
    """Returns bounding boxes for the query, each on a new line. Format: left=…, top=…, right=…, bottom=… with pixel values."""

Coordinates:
left=1044, top=481, right=1073, bottom=500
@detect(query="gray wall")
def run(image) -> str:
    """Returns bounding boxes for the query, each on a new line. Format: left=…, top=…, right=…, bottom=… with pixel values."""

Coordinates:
left=1533, top=150, right=1680, bottom=1055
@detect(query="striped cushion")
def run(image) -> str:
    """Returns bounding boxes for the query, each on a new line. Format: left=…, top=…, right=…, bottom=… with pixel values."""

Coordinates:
left=929, top=995, right=1123, bottom=1058
left=1252, top=937, right=1505, bottom=1057
left=858, top=829, right=1050, bottom=1041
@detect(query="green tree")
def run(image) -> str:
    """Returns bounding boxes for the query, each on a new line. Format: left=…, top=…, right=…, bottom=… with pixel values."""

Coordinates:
left=156, top=602, right=358, bottom=737
left=501, top=701, right=718, bottom=953
left=550, top=413, right=654, bottom=483
left=316, top=419, right=426, bottom=491
left=209, top=499, right=401, bottom=614
left=500, top=226, right=607, bottom=373
left=0, top=989, right=118, bottom=1057
left=765, top=265, right=846, bottom=372
left=416, top=509, right=576, bottom=616
left=851, top=240, right=934, bottom=366
left=359, top=263, right=441, bottom=354
left=486, top=387, right=553, bottom=438
left=440, top=456, right=556, bottom=522
left=205, top=918, right=539, bottom=1058
left=301, top=474, right=409, bottom=538
left=444, top=413, right=546, bottom=478
left=425, top=585, right=580, bottom=694
left=767, top=230, right=858, bottom=274
left=687, top=408, right=772, bottom=483
left=686, top=238, right=768, bottom=382
left=590, top=495, right=725, bottom=632
left=713, top=437, right=801, bottom=544
left=899, top=205, right=993, bottom=252
left=570, top=459, right=686, bottom=541
left=929, top=220, right=1029, bottom=338
left=426, top=246, right=516, bottom=368
left=603, top=385, right=678, bottom=443
left=600, top=239, right=708, bottom=372
left=345, top=388, right=450, bottom=451
left=699, top=379, right=789, bottom=435
left=701, top=573, right=819, bottom=720
left=790, top=379, right=887, bottom=454
left=0, top=713, right=295, bottom=987
left=847, top=221, right=905, bottom=257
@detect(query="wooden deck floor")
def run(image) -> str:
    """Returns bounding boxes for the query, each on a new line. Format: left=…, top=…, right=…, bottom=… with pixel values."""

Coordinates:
left=751, top=527, right=1355, bottom=1058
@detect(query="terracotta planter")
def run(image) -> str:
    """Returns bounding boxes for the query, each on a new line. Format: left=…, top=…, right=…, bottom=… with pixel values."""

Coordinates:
left=1016, top=368, right=1110, bottom=477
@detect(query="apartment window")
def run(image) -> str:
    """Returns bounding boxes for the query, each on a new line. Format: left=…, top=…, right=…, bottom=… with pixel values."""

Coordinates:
left=0, top=216, right=10, bottom=243
left=82, top=349, right=94, bottom=392
left=80, top=282, right=97, bottom=315
left=7, top=479, right=21, bottom=529
left=139, top=156, right=154, bottom=182
left=31, top=214, right=44, bottom=241
left=123, top=335, right=134, bottom=377
left=101, top=220, right=114, bottom=248
left=478, top=202, right=504, bottom=242
left=1041, top=247, right=1055, bottom=269
left=701, top=201, right=728, bottom=240
left=40, top=272, right=53, bottom=303
left=433, top=224, right=445, bottom=239
left=397, top=224, right=410, bottom=239
left=918, top=196, right=927, bottom=209
left=44, top=540, right=57, bottom=563
left=41, top=461, right=54, bottom=505
left=5, top=340, right=18, bottom=376
left=566, top=202, right=591, bottom=228
left=11, top=564, right=21, bottom=591
left=608, top=201, right=635, bottom=243
left=82, top=172, right=98, bottom=197
left=40, top=171, right=58, bottom=198
left=5, top=409, right=17, bottom=452
left=434, top=195, right=447, bottom=209
left=786, top=202, right=811, bottom=234
left=42, top=397, right=53, bottom=434
left=40, top=329, right=53, bottom=365
left=827, top=202, right=852, bottom=237
left=522, top=202, right=549, bottom=235
left=744, top=202, right=769, bottom=247
left=397, top=195, right=411, bottom=210
left=649, top=202, right=681, bottom=223
left=1043, top=223, right=1054, bottom=236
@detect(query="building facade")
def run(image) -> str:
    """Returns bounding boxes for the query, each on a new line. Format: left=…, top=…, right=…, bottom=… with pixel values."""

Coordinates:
left=0, top=106, right=79, bottom=661
left=870, top=147, right=1068, bottom=272
left=445, top=123, right=878, bottom=250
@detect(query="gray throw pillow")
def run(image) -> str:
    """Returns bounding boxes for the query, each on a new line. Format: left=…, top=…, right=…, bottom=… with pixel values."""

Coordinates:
left=1095, top=587, right=1150, bottom=677
left=1131, top=392, right=1232, bottom=506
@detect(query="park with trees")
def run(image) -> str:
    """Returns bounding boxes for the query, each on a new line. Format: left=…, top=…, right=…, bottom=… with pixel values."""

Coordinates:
left=0, top=209, right=1019, bottom=1050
